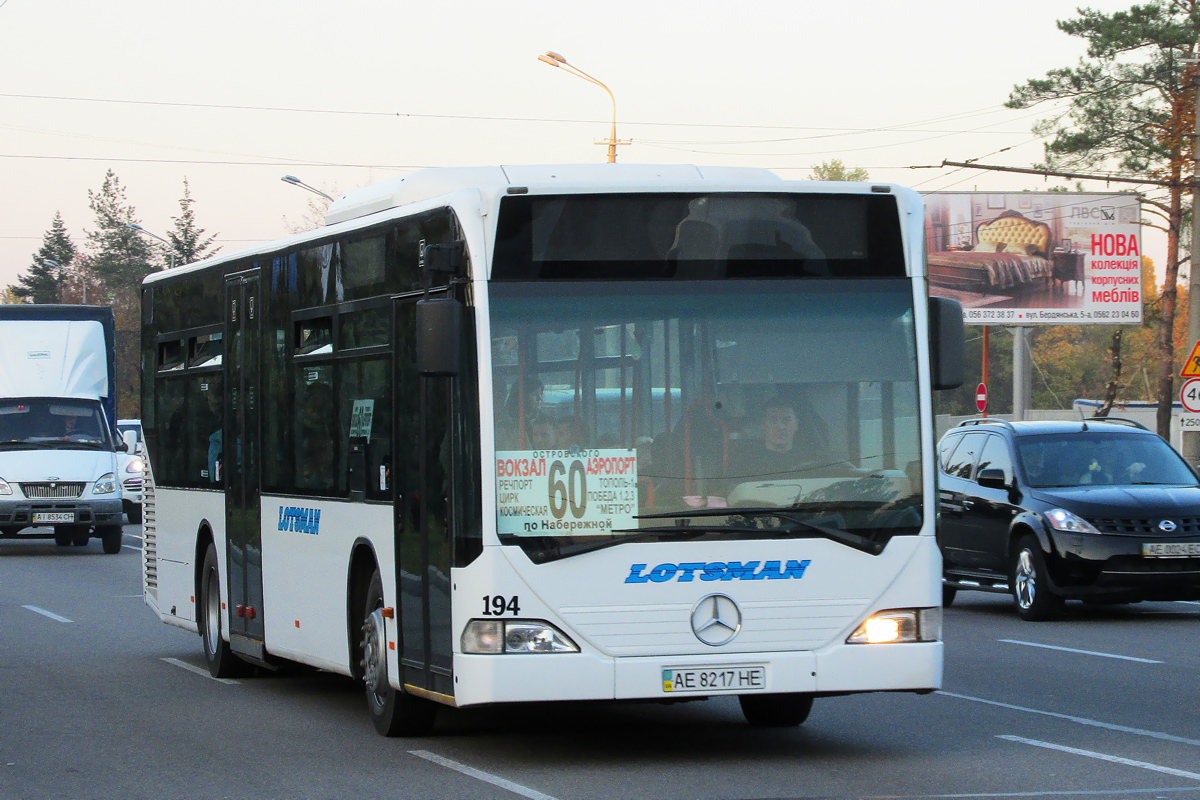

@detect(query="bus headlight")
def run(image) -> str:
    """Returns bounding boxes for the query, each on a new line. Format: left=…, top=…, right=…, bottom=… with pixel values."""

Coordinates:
left=846, top=608, right=941, bottom=644
left=92, top=473, right=118, bottom=495
left=461, top=619, right=580, bottom=654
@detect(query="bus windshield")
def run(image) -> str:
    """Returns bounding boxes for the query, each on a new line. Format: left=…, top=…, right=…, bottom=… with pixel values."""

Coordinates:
left=490, top=279, right=923, bottom=562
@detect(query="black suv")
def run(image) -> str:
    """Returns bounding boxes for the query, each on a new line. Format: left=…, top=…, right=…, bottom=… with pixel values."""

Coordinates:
left=937, top=418, right=1200, bottom=620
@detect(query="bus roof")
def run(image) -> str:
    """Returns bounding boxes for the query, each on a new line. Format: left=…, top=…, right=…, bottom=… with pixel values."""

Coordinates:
left=323, top=164, right=782, bottom=225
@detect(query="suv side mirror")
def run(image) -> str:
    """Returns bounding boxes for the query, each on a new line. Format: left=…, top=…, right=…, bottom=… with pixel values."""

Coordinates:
left=930, top=296, right=965, bottom=391
left=977, top=468, right=1009, bottom=489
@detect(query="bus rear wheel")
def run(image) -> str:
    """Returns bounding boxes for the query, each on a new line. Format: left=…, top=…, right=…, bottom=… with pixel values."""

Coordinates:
left=199, top=543, right=247, bottom=679
left=360, top=569, right=436, bottom=737
left=739, top=693, right=813, bottom=727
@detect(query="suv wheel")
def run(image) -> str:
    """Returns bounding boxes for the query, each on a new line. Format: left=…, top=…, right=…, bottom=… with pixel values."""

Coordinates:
left=1011, top=536, right=1062, bottom=621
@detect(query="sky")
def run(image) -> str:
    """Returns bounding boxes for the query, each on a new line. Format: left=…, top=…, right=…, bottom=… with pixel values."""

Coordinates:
left=0, top=0, right=1164, bottom=292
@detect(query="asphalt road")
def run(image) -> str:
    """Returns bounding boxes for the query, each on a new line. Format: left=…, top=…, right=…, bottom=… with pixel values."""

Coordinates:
left=2, top=529, right=1199, bottom=800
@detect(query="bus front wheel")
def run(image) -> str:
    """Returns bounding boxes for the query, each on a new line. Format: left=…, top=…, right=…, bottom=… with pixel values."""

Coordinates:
left=199, top=543, right=247, bottom=679
left=739, top=693, right=813, bottom=727
left=359, top=569, right=436, bottom=737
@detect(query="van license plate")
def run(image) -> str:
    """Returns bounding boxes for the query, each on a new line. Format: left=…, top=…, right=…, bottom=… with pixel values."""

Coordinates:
left=1143, top=542, right=1200, bottom=558
left=662, top=665, right=766, bottom=693
left=33, top=512, right=75, bottom=523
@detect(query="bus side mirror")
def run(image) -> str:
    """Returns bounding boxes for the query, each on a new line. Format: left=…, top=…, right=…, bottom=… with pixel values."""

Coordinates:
left=421, top=241, right=466, bottom=277
left=929, top=296, right=965, bottom=391
left=417, top=297, right=463, bottom=376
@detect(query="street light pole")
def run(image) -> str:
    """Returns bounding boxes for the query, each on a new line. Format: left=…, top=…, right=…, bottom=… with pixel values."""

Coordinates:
left=538, top=51, right=628, bottom=163
left=127, top=223, right=175, bottom=270
left=281, top=175, right=335, bottom=202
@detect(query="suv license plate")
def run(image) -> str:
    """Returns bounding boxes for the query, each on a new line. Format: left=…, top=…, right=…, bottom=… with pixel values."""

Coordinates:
left=662, top=665, right=766, bottom=693
left=1142, top=542, right=1200, bottom=558
left=33, top=512, right=75, bottom=524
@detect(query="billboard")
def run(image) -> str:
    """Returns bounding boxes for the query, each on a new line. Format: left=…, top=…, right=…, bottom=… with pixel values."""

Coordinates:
left=924, top=192, right=1142, bottom=325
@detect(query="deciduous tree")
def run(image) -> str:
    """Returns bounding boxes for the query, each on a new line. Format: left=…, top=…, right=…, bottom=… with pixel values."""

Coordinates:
left=808, top=159, right=869, bottom=181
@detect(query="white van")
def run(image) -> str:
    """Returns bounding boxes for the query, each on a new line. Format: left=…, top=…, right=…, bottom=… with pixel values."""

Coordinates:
left=0, top=306, right=127, bottom=553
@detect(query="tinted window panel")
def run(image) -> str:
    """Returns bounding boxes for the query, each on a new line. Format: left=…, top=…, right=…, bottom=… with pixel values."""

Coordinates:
left=976, top=434, right=1014, bottom=484
left=944, top=432, right=986, bottom=479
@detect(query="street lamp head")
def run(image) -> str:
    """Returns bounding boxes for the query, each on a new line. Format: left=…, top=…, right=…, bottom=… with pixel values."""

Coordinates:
left=281, top=174, right=335, bottom=202
left=281, top=175, right=302, bottom=186
left=537, top=54, right=562, bottom=68
left=544, top=51, right=566, bottom=64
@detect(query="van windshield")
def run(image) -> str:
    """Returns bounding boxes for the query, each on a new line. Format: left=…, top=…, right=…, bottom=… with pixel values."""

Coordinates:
left=0, top=398, right=111, bottom=450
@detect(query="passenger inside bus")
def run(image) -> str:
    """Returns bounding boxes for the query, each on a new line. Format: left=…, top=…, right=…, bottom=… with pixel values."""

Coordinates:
left=495, top=376, right=557, bottom=451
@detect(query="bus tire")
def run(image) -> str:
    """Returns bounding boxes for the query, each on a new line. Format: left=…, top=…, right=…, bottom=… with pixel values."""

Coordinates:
left=739, top=693, right=813, bottom=727
left=360, top=569, right=436, bottom=737
left=199, top=543, right=247, bottom=679
left=98, top=525, right=123, bottom=554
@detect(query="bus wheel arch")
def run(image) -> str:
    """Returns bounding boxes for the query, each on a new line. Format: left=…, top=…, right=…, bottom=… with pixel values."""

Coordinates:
left=196, top=526, right=248, bottom=678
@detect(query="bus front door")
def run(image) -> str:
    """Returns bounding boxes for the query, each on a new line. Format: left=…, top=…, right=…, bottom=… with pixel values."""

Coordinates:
left=224, top=272, right=266, bottom=659
left=393, top=297, right=455, bottom=700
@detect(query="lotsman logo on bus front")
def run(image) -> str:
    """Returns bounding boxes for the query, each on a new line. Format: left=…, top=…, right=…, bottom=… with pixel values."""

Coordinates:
left=625, top=560, right=811, bottom=583
left=278, top=506, right=321, bottom=535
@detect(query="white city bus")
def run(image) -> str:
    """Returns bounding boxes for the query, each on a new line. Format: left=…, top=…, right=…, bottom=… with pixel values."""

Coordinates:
left=140, top=164, right=964, bottom=736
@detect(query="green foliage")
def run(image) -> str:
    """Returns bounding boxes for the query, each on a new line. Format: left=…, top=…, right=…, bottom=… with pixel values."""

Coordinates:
left=83, top=169, right=156, bottom=298
left=168, top=178, right=219, bottom=267
left=807, top=159, right=869, bottom=181
left=1006, top=1, right=1197, bottom=437
left=12, top=212, right=76, bottom=304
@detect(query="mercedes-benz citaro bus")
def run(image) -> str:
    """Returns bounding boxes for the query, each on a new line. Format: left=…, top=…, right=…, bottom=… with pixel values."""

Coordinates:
left=140, top=164, right=964, bottom=736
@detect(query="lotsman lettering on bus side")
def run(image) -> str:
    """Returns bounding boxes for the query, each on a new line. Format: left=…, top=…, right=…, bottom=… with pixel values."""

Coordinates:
left=625, top=559, right=811, bottom=583
left=277, top=506, right=321, bottom=535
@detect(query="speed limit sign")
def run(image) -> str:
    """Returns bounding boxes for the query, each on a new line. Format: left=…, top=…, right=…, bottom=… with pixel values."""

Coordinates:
left=1181, top=379, right=1200, bottom=414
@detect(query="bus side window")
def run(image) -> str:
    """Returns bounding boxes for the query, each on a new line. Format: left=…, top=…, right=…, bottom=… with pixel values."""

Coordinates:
left=295, top=366, right=336, bottom=493
left=338, top=359, right=391, bottom=500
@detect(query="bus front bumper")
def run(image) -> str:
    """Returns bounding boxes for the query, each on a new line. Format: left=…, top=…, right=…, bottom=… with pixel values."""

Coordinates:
left=450, top=641, right=942, bottom=707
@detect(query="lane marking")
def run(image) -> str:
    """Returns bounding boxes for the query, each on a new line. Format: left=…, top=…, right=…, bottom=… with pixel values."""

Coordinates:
left=999, top=735, right=1200, bottom=782
left=21, top=605, right=71, bottom=623
left=121, top=544, right=141, bottom=551
left=998, top=639, right=1163, bottom=664
left=161, top=657, right=239, bottom=685
left=939, top=692, right=1200, bottom=747
left=125, top=533, right=144, bottom=540
left=409, top=750, right=559, bottom=800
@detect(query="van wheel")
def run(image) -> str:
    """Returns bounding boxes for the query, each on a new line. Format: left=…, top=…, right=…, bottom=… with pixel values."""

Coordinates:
left=54, top=529, right=72, bottom=547
left=360, top=569, right=436, bottom=737
left=98, top=525, right=123, bottom=554
left=942, top=584, right=957, bottom=607
left=199, top=543, right=247, bottom=678
left=1012, top=536, right=1062, bottom=621
left=72, top=533, right=89, bottom=546
left=126, top=504, right=142, bottom=525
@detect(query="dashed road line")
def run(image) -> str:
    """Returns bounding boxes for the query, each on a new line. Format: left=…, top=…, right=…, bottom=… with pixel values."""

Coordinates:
left=21, top=605, right=71, bottom=623
left=162, top=657, right=239, bottom=685
left=1000, top=735, right=1200, bottom=781
left=409, top=750, right=559, bottom=800
left=998, top=639, right=1163, bottom=664
left=939, top=692, right=1200, bottom=747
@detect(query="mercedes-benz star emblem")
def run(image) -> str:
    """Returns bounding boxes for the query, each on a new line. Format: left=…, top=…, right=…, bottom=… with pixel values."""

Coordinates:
left=690, top=593, right=742, bottom=646
left=1158, top=519, right=1178, bottom=533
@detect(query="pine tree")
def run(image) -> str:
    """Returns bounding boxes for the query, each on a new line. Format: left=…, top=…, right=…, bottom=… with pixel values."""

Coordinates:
left=13, top=212, right=76, bottom=304
left=168, top=178, right=219, bottom=267
left=83, top=169, right=155, bottom=298
left=1006, top=1, right=1198, bottom=438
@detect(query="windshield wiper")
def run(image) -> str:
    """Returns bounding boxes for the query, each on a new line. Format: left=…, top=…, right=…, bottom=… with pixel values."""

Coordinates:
left=526, top=526, right=730, bottom=563
left=637, top=506, right=886, bottom=555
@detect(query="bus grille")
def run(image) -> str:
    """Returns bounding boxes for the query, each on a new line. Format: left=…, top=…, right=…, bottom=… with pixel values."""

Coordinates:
left=21, top=482, right=85, bottom=499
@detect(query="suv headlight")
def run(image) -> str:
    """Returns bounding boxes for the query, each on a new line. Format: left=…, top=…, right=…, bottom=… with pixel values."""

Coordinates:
left=847, top=608, right=941, bottom=644
left=92, top=473, right=118, bottom=495
left=0, top=477, right=11, bottom=496
left=462, top=619, right=580, bottom=654
left=1044, top=508, right=1101, bottom=534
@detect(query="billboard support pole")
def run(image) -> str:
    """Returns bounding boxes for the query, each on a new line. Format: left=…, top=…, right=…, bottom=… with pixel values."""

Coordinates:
left=1012, top=327, right=1031, bottom=421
